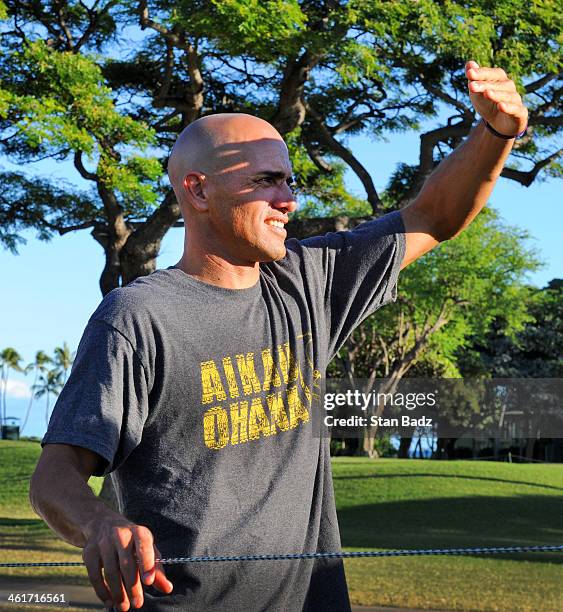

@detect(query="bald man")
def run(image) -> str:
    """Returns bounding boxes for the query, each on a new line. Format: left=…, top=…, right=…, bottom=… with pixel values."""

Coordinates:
left=31, top=61, right=527, bottom=612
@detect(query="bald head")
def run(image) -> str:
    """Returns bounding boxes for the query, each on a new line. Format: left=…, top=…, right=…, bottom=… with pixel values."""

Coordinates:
left=167, top=113, right=285, bottom=199
left=168, top=113, right=297, bottom=272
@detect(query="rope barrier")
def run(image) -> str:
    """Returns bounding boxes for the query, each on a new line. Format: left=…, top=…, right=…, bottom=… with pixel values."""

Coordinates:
left=2, top=544, right=562, bottom=568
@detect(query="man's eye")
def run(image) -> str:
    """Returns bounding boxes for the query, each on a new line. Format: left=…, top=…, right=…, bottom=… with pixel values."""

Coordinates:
left=286, top=176, right=297, bottom=189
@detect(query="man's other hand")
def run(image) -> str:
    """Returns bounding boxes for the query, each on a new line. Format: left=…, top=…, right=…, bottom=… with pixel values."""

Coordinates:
left=82, top=517, right=173, bottom=611
left=466, top=60, right=528, bottom=137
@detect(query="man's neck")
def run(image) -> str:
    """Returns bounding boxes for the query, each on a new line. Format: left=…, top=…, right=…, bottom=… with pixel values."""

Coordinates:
left=175, top=252, right=260, bottom=289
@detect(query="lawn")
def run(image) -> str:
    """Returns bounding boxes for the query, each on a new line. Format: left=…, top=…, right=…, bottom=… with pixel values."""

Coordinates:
left=1, top=441, right=562, bottom=610
left=333, top=457, right=563, bottom=610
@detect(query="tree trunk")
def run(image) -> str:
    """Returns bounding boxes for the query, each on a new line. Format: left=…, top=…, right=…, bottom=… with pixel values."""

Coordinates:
left=362, top=429, right=379, bottom=459
left=120, top=236, right=164, bottom=286
left=120, top=192, right=181, bottom=286
left=435, top=437, right=458, bottom=459
left=398, top=436, right=412, bottom=458
left=446, top=438, right=458, bottom=459
left=525, top=437, right=535, bottom=460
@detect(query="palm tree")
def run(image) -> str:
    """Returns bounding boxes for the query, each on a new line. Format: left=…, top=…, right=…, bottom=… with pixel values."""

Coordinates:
left=53, top=342, right=74, bottom=384
left=0, top=347, right=23, bottom=429
left=20, top=351, right=52, bottom=435
left=32, top=368, right=63, bottom=428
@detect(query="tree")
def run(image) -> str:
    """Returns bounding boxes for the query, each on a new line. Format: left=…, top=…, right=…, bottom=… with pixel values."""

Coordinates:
left=457, top=279, right=563, bottom=460
left=53, top=342, right=74, bottom=384
left=460, top=280, right=563, bottom=379
left=32, top=367, right=64, bottom=427
left=328, top=208, right=540, bottom=456
left=20, top=350, right=52, bottom=434
left=0, top=347, right=23, bottom=428
left=0, top=1, right=561, bottom=295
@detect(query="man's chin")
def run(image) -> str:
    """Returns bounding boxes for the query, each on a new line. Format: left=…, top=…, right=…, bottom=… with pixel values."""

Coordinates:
left=258, top=244, right=287, bottom=263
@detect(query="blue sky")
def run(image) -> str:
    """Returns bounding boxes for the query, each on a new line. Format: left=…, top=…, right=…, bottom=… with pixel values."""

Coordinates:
left=1, top=128, right=561, bottom=438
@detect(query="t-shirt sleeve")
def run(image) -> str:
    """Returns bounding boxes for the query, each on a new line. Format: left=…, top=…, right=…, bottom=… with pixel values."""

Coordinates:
left=294, top=211, right=405, bottom=360
left=41, top=319, right=150, bottom=476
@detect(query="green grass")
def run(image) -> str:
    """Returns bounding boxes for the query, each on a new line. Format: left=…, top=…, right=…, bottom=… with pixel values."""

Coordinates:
left=0, top=441, right=101, bottom=585
left=333, top=457, right=563, bottom=610
left=1, top=441, right=562, bottom=610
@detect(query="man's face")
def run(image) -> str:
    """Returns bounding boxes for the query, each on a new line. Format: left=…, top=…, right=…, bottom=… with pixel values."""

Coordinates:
left=202, top=138, right=298, bottom=263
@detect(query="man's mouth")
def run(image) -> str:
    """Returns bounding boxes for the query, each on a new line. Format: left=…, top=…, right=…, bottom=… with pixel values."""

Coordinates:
left=265, top=219, right=285, bottom=229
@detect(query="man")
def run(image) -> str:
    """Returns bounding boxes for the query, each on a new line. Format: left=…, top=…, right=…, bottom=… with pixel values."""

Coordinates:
left=30, top=61, right=527, bottom=611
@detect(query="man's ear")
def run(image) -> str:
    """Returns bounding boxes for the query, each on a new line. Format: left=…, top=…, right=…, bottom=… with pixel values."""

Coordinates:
left=183, top=173, right=209, bottom=212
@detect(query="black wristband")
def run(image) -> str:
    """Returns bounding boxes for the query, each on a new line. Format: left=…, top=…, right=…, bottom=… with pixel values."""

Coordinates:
left=482, top=118, right=527, bottom=140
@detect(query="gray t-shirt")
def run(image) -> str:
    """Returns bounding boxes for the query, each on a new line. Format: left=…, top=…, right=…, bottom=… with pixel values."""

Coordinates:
left=43, top=212, right=405, bottom=611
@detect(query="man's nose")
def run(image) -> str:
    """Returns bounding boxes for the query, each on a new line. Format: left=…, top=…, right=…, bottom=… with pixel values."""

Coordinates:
left=271, top=185, right=298, bottom=213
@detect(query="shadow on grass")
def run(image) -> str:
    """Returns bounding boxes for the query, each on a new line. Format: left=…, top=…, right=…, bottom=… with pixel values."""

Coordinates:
left=0, top=517, right=67, bottom=553
left=0, top=518, right=51, bottom=535
left=333, top=472, right=563, bottom=492
left=0, top=518, right=45, bottom=528
left=0, top=573, right=92, bottom=589
left=337, top=494, right=563, bottom=564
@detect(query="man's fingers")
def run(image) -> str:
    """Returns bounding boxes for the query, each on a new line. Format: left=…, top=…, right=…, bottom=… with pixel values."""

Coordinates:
left=497, top=101, right=526, bottom=116
left=480, top=90, right=522, bottom=105
left=116, top=538, right=144, bottom=609
left=466, top=65, right=508, bottom=82
left=83, top=546, right=113, bottom=607
left=132, top=525, right=156, bottom=585
left=152, top=545, right=174, bottom=594
left=100, top=549, right=129, bottom=611
left=469, top=79, right=516, bottom=93
left=82, top=521, right=173, bottom=609
left=153, top=564, right=174, bottom=594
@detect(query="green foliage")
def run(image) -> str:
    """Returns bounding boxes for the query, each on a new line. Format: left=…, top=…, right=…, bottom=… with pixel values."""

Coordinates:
left=0, top=0, right=560, bottom=294
left=0, top=344, right=74, bottom=432
left=460, top=281, right=563, bottom=378
left=0, top=347, right=24, bottom=425
left=331, top=208, right=541, bottom=382
left=0, top=172, right=99, bottom=253
left=285, top=128, right=371, bottom=217
left=0, top=39, right=161, bottom=210
left=208, top=0, right=307, bottom=58
left=400, top=208, right=539, bottom=340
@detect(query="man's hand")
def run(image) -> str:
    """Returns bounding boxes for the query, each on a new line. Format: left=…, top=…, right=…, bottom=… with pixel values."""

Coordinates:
left=400, top=60, right=529, bottom=269
left=82, top=517, right=173, bottom=611
left=466, top=60, right=528, bottom=137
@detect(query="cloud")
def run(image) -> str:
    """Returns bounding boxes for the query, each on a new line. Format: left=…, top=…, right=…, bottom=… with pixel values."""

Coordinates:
left=0, top=379, right=32, bottom=399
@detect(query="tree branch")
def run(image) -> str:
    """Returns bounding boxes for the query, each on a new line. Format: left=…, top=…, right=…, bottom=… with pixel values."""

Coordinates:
left=41, top=219, right=97, bottom=235
left=418, top=121, right=472, bottom=177
left=54, top=2, right=74, bottom=49
left=73, top=151, right=98, bottom=181
left=153, top=39, right=175, bottom=107
left=270, top=50, right=321, bottom=135
left=420, top=79, right=474, bottom=122
left=286, top=215, right=370, bottom=240
left=525, top=72, right=561, bottom=94
left=138, top=2, right=204, bottom=126
left=306, top=104, right=383, bottom=214
left=501, top=148, right=562, bottom=186
left=302, top=136, right=333, bottom=173
left=75, top=1, right=121, bottom=52
left=528, top=115, right=563, bottom=128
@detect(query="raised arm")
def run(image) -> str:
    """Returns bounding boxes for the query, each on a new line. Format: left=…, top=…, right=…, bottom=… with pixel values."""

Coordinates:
left=30, top=444, right=173, bottom=610
left=400, top=60, right=528, bottom=268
